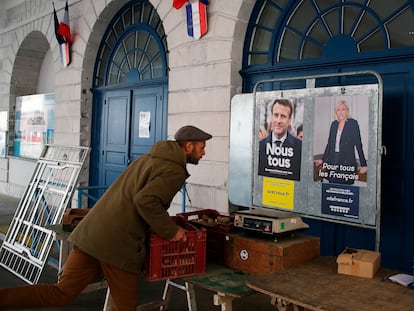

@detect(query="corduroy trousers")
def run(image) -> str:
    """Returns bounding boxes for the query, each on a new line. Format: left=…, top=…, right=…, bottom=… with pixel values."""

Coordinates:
left=0, top=246, right=139, bottom=310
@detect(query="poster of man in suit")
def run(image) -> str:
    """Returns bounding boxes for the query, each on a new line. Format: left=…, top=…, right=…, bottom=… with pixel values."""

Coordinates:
left=258, top=98, right=303, bottom=181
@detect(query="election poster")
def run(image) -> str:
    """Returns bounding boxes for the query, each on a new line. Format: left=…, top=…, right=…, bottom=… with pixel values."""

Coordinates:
left=257, top=97, right=304, bottom=181
left=313, top=95, right=369, bottom=187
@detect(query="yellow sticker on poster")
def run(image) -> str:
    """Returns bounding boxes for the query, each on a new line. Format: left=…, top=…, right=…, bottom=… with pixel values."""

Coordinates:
left=262, top=177, right=294, bottom=210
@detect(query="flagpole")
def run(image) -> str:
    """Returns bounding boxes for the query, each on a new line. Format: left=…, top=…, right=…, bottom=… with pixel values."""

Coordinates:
left=53, top=1, right=71, bottom=67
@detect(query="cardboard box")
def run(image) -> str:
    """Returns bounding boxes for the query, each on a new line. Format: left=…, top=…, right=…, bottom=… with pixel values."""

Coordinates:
left=223, top=233, right=320, bottom=275
left=337, top=247, right=381, bottom=279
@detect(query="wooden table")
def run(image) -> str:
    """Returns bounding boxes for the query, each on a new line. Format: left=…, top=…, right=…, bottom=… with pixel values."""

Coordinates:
left=246, top=256, right=414, bottom=311
left=181, top=265, right=254, bottom=311
left=104, top=265, right=253, bottom=311
left=156, top=264, right=254, bottom=311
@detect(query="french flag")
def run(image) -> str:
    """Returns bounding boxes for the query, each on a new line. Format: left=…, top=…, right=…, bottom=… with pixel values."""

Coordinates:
left=53, top=1, right=71, bottom=67
left=173, top=0, right=187, bottom=9
left=186, top=1, right=208, bottom=40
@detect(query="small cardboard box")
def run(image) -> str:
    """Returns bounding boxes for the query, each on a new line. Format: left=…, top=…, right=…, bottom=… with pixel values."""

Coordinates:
left=337, top=247, right=381, bottom=279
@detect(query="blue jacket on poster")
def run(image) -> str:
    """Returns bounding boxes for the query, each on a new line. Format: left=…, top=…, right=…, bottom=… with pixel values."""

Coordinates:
left=322, top=118, right=367, bottom=183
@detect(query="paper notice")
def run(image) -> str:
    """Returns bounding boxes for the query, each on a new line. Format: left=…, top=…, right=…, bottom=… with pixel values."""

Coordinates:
left=139, top=111, right=150, bottom=138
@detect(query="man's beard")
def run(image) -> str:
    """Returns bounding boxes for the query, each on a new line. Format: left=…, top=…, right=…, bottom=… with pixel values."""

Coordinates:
left=186, top=150, right=199, bottom=164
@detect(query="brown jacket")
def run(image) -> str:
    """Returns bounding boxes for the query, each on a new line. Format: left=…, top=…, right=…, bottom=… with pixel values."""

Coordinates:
left=69, top=140, right=189, bottom=273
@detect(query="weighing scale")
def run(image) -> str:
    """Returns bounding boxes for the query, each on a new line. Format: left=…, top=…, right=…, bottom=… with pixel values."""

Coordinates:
left=233, top=209, right=309, bottom=235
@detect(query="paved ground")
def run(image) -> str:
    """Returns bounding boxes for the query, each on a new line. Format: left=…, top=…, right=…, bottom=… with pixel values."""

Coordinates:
left=0, top=194, right=277, bottom=311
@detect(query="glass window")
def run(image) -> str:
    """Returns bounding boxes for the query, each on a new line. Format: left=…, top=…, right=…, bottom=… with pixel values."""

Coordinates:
left=93, top=2, right=167, bottom=87
left=247, top=0, right=414, bottom=66
left=386, top=7, right=413, bottom=48
left=14, top=94, right=55, bottom=159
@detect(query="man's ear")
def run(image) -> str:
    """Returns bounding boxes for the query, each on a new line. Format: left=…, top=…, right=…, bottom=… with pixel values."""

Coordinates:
left=183, top=141, right=194, bottom=153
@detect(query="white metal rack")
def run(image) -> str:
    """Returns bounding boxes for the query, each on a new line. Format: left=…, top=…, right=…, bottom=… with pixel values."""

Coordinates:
left=0, top=145, right=89, bottom=284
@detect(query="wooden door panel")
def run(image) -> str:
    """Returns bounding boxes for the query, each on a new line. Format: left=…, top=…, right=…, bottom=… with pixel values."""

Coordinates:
left=102, top=91, right=130, bottom=187
left=92, top=86, right=166, bottom=198
left=130, top=88, right=164, bottom=160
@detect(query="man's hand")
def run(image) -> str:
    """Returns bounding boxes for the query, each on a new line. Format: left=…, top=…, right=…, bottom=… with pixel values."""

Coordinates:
left=170, top=226, right=187, bottom=242
left=314, top=159, right=323, bottom=166
left=358, top=166, right=368, bottom=174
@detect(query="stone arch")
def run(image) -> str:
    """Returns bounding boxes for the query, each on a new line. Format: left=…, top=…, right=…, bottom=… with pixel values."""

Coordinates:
left=9, top=30, right=51, bottom=155
left=11, top=31, right=50, bottom=97
left=81, top=0, right=176, bottom=95
left=79, top=0, right=257, bottom=113
left=79, top=1, right=156, bottom=132
left=229, top=0, right=257, bottom=93
left=79, top=0, right=179, bottom=147
left=78, top=0, right=172, bottom=190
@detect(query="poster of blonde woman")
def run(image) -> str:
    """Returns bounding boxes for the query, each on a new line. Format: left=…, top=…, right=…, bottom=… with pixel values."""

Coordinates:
left=313, top=95, right=369, bottom=187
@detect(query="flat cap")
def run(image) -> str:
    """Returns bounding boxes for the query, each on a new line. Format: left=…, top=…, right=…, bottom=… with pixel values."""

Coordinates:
left=174, top=125, right=212, bottom=141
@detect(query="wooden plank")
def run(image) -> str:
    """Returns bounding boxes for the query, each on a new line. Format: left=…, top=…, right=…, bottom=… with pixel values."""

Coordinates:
left=246, top=257, right=414, bottom=311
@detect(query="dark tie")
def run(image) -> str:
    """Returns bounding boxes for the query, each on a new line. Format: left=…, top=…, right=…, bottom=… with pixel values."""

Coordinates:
left=274, top=140, right=281, bottom=147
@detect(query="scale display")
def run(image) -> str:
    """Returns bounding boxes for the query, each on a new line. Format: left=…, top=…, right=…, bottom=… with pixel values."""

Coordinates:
left=234, top=209, right=309, bottom=235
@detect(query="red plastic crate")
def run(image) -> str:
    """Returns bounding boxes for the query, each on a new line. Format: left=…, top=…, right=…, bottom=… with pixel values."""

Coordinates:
left=178, top=209, right=235, bottom=264
left=145, top=217, right=206, bottom=281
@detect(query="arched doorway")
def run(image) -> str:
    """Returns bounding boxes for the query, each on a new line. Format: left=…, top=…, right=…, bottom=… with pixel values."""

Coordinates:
left=241, top=0, right=414, bottom=271
left=89, top=1, right=168, bottom=197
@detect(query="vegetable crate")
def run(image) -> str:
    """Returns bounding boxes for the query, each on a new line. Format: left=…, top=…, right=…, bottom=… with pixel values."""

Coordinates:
left=178, top=209, right=235, bottom=264
left=145, top=217, right=206, bottom=281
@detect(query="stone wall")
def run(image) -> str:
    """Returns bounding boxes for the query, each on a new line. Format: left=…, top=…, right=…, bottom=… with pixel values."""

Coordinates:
left=0, top=0, right=255, bottom=215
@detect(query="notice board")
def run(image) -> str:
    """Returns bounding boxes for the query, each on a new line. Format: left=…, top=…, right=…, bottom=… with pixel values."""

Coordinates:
left=229, top=72, right=382, bottom=229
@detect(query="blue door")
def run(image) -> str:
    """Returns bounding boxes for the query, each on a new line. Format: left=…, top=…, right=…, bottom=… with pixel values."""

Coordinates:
left=89, top=1, right=168, bottom=201
left=100, top=86, right=166, bottom=188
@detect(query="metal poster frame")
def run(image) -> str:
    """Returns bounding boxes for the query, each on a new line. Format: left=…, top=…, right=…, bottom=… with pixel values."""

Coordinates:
left=229, top=71, right=383, bottom=251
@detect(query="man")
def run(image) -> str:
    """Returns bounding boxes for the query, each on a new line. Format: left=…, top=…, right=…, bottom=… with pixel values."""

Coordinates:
left=296, top=124, right=303, bottom=140
left=258, top=99, right=302, bottom=181
left=0, top=125, right=212, bottom=311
